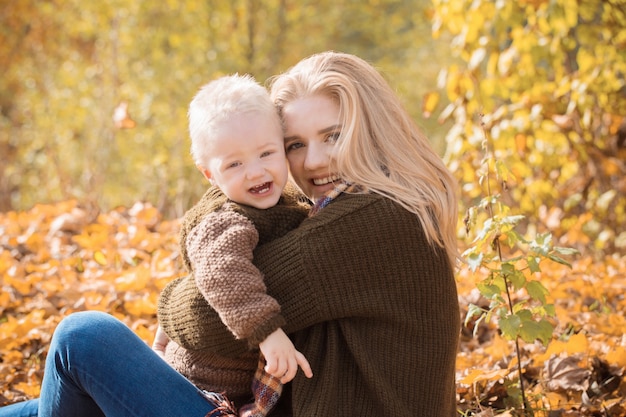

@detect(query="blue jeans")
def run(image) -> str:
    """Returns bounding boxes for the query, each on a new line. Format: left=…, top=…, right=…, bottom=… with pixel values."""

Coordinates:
left=0, top=311, right=217, bottom=417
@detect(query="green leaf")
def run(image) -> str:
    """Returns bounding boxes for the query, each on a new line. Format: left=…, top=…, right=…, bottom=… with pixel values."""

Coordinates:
left=527, top=256, right=541, bottom=273
left=512, top=300, right=527, bottom=314
left=501, top=262, right=516, bottom=275
left=526, top=280, right=548, bottom=304
left=547, top=253, right=573, bottom=267
left=464, top=303, right=485, bottom=327
left=531, top=233, right=553, bottom=256
left=519, top=318, right=554, bottom=346
left=477, top=282, right=502, bottom=299
left=553, top=246, right=580, bottom=256
left=507, top=268, right=527, bottom=290
left=500, top=214, right=525, bottom=226
left=466, top=252, right=483, bottom=272
left=495, top=159, right=515, bottom=183
left=511, top=229, right=529, bottom=244
left=516, top=309, right=532, bottom=321
left=499, top=314, right=521, bottom=340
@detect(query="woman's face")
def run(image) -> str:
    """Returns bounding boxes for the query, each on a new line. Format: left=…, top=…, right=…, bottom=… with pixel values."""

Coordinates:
left=282, top=95, right=342, bottom=202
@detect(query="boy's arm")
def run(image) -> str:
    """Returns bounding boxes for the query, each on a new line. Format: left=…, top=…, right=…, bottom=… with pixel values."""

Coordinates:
left=186, top=209, right=285, bottom=346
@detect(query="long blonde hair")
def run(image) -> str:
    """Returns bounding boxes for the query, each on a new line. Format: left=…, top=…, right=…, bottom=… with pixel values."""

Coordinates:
left=270, top=51, right=459, bottom=267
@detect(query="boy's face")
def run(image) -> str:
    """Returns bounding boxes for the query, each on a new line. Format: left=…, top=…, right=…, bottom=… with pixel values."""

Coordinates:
left=201, top=111, right=288, bottom=209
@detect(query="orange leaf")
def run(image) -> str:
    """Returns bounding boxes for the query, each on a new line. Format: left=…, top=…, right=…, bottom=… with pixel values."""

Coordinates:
left=460, top=368, right=510, bottom=385
left=606, top=346, right=626, bottom=368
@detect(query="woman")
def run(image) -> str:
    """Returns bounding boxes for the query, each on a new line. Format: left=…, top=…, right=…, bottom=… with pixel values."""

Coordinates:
left=0, top=51, right=460, bottom=417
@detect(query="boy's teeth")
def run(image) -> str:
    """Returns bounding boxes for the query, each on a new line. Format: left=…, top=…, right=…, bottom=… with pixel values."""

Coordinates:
left=251, top=182, right=270, bottom=193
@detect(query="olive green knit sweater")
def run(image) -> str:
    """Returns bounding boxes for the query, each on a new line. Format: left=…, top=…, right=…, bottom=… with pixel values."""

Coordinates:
left=157, top=185, right=308, bottom=402
left=160, top=192, right=460, bottom=416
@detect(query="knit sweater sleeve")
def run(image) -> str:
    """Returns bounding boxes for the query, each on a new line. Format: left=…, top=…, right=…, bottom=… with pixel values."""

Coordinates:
left=252, top=193, right=456, bottom=333
left=186, top=209, right=286, bottom=346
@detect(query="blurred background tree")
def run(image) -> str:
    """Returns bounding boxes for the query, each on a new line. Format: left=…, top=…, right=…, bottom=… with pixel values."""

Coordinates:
left=1, top=0, right=624, bottom=257
left=0, top=0, right=448, bottom=216
left=429, top=0, right=626, bottom=256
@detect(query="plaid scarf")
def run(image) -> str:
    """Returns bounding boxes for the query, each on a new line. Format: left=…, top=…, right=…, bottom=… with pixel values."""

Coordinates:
left=203, top=356, right=281, bottom=417
left=309, top=182, right=358, bottom=216
left=205, top=183, right=358, bottom=417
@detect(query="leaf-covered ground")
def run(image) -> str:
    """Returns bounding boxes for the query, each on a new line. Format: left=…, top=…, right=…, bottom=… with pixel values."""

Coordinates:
left=1, top=201, right=625, bottom=415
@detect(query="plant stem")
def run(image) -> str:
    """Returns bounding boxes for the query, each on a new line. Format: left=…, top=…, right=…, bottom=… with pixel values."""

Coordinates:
left=481, top=117, right=531, bottom=415
left=495, top=240, right=531, bottom=415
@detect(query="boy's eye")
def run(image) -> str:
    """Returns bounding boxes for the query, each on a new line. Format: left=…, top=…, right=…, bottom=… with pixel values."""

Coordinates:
left=260, top=151, right=272, bottom=158
left=226, top=161, right=241, bottom=169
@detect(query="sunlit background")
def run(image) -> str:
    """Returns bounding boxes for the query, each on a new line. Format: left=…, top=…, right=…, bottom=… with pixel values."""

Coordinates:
left=1, top=0, right=624, bottom=254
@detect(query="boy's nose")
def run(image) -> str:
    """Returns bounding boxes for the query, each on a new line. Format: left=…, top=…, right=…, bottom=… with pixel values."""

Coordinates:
left=246, top=162, right=265, bottom=179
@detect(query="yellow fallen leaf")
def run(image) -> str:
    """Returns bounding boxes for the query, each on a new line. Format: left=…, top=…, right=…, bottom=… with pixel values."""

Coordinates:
left=460, top=368, right=510, bottom=385
left=13, top=381, right=40, bottom=398
left=484, top=333, right=513, bottom=358
left=94, top=251, right=107, bottom=266
left=535, top=333, right=588, bottom=364
left=543, top=391, right=570, bottom=409
left=124, top=294, right=157, bottom=317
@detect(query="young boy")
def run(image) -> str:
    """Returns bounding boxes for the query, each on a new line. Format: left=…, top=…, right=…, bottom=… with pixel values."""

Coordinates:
left=153, top=74, right=312, bottom=416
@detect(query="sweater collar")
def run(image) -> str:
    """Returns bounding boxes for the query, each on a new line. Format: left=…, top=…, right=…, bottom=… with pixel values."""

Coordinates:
left=309, top=182, right=359, bottom=216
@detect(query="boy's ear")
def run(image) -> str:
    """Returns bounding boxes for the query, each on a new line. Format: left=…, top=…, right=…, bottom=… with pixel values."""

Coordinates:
left=197, top=165, right=212, bottom=182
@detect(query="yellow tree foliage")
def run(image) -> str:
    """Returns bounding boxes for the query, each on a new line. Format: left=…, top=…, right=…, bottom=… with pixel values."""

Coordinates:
left=429, top=0, right=626, bottom=256
left=0, top=0, right=441, bottom=217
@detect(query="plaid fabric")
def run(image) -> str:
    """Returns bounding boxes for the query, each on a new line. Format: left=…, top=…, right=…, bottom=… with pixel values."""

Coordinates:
left=239, top=356, right=283, bottom=417
left=203, top=391, right=238, bottom=417
left=202, top=356, right=282, bottom=417
left=309, top=182, right=361, bottom=217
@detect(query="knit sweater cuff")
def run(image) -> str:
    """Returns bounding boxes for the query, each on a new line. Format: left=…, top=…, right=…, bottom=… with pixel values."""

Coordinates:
left=246, top=313, right=287, bottom=348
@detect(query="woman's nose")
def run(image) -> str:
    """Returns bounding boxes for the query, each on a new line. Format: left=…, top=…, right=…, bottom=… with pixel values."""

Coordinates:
left=304, top=143, right=330, bottom=171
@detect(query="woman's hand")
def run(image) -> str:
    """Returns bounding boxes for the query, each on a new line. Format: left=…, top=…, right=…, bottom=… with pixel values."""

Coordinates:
left=259, top=328, right=313, bottom=383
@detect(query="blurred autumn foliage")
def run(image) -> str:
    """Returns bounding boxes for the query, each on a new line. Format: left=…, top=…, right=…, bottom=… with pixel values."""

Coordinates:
left=0, top=0, right=445, bottom=217
left=0, top=201, right=182, bottom=404
left=2, top=0, right=626, bottom=415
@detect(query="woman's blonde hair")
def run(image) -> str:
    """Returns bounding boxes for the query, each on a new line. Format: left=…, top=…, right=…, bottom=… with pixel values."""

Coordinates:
left=270, top=51, right=459, bottom=267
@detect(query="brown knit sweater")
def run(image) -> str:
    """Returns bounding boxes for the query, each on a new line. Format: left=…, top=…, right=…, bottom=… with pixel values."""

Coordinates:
left=158, top=185, right=308, bottom=403
left=160, top=192, right=460, bottom=416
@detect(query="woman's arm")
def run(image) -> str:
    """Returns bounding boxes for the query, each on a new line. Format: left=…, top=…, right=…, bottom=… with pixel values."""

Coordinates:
left=254, top=193, right=453, bottom=334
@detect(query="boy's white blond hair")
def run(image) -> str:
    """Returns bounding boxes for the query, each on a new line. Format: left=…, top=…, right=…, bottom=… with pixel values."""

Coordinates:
left=188, top=74, right=281, bottom=168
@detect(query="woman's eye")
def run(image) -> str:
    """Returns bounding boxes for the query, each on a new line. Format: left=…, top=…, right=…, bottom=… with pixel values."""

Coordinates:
left=285, top=142, right=304, bottom=152
left=327, top=132, right=340, bottom=144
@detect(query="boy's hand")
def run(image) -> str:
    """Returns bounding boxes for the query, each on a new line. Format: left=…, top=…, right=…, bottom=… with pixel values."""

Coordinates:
left=259, top=328, right=313, bottom=383
left=152, top=325, right=170, bottom=358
